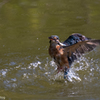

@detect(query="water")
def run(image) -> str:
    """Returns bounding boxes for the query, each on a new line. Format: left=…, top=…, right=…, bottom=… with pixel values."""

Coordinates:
left=0, top=0, right=100, bottom=100
left=0, top=48, right=100, bottom=99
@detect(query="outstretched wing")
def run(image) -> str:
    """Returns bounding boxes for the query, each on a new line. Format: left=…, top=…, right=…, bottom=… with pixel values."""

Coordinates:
left=64, top=39, right=100, bottom=66
left=63, top=33, right=91, bottom=46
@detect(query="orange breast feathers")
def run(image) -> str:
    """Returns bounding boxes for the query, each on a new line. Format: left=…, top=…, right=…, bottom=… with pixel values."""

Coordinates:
left=55, top=45, right=64, bottom=55
left=49, top=45, right=64, bottom=57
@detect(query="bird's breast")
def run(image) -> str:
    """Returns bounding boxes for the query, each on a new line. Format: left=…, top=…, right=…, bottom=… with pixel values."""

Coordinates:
left=49, top=45, right=66, bottom=64
left=49, top=45, right=64, bottom=57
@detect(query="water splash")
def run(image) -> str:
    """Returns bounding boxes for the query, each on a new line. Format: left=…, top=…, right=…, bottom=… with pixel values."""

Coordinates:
left=0, top=49, right=100, bottom=91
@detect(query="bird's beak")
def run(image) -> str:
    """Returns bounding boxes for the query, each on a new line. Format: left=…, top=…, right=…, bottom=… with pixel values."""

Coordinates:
left=48, top=37, right=53, bottom=40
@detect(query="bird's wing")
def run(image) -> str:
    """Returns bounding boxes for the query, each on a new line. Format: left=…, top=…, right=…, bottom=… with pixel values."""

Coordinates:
left=63, top=33, right=91, bottom=46
left=64, top=39, right=100, bottom=66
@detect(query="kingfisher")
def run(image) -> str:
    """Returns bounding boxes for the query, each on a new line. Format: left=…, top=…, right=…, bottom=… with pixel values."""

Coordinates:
left=48, top=33, right=100, bottom=79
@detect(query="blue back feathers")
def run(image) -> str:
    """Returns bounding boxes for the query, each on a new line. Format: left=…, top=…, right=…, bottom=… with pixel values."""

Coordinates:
left=63, top=33, right=91, bottom=46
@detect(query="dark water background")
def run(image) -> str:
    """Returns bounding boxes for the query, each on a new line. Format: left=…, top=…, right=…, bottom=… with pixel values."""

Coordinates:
left=0, top=0, right=100, bottom=100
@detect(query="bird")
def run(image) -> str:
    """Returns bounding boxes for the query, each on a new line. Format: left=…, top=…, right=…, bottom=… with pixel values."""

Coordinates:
left=48, top=33, right=100, bottom=79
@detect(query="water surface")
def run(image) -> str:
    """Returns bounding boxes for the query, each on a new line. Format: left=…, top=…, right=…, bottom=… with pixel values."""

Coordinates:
left=0, top=0, right=100, bottom=100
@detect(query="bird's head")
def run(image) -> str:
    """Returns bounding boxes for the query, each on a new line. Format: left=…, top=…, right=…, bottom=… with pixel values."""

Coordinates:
left=48, top=35, right=66, bottom=46
left=49, top=35, right=59, bottom=43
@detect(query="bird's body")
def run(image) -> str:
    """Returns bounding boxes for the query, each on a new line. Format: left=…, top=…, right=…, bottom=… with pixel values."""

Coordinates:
left=48, top=33, right=100, bottom=79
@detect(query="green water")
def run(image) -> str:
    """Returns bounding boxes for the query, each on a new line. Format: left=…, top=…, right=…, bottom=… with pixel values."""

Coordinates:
left=0, top=0, right=100, bottom=100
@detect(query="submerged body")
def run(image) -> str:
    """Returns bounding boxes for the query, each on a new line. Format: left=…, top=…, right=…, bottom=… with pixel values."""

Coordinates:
left=48, top=33, right=100, bottom=79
